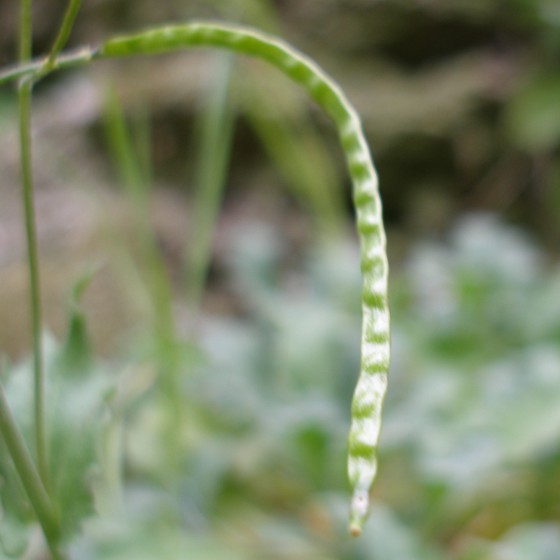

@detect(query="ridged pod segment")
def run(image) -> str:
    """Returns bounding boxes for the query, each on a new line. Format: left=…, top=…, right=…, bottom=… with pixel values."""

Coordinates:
left=99, top=22, right=390, bottom=536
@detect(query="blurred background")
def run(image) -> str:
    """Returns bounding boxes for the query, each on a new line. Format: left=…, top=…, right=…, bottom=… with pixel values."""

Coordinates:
left=1, top=0, right=560, bottom=558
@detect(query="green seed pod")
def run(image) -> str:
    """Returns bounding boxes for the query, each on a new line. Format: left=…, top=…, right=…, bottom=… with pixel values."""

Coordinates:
left=99, top=22, right=390, bottom=536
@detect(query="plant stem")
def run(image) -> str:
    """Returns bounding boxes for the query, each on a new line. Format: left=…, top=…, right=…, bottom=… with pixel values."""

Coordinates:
left=185, top=53, right=235, bottom=312
left=0, top=381, right=62, bottom=559
left=18, top=0, right=50, bottom=494
left=19, top=0, right=32, bottom=62
left=18, top=78, right=51, bottom=497
left=0, top=48, right=94, bottom=85
left=46, top=0, right=82, bottom=69
left=16, top=4, right=61, bottom=555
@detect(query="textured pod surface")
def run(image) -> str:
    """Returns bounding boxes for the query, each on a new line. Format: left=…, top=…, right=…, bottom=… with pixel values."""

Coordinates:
left=99, top=22, right=390, bottom=536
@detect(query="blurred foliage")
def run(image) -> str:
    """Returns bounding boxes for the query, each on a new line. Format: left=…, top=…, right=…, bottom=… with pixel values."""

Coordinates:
left=6, top=214, right=560, bottom=558
left=43, top=214, right=555, bottom=559
left=384, top=214, right=560, bottom=555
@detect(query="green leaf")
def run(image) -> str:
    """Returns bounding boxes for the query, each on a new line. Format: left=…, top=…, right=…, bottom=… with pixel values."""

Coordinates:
left=0, top=274, right=115, bottom=543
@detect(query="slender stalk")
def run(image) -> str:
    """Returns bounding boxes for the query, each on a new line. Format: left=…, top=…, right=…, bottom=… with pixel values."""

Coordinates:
left=46, top=0, right=83, bottom=69
left=19, top=0, right=32, bottom=62
left=102, top=88, right=175, bottom=344
left=17, top=0, right=50, bottom=493
left=0, top=48, right=94, bottom=85
left=18, top=76, right=50, bottom=492
left=0, top=381, right=62, bottom=559
left=0, top=59, right=42, bottom=85
left=102, top=89, right=184, bottom=476
left=185, top=53, right=235, bottom=311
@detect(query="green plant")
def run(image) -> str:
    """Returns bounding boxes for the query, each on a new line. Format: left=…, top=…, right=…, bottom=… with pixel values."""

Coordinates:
left=0, top=3, right=389, bottom=557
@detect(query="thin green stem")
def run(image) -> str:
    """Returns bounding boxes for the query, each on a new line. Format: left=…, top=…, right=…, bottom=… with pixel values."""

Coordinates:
left=0, top=59, right=43, bottom=85
left=102, top=88, right=175, bottom=344
left=18, top=77, right=50, bottom=492
left=185, top=53, right=235, bottom=311
left=15, top=5, right=62, bottom=555
left=18, top=0, right=50, bottom=495
left=46, top=0, right=83, bottom=69
left=101, top=89, right=184, bottom=476
left=0, top=48, right=95, bottom=86
left=0, top=380, right=62, bottom=559
left=19, top=0, right=32, bottom=62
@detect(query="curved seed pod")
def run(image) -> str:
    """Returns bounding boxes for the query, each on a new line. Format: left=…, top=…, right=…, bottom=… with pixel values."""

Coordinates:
left=99, top=22, right=390, bottom=536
